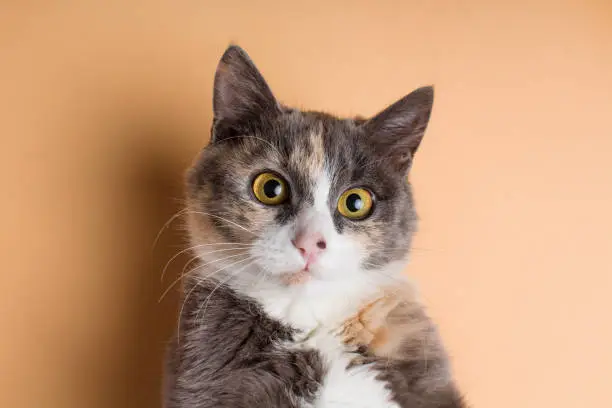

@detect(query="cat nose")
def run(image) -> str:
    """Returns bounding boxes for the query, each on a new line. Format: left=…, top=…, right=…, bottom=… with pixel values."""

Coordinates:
left=292, top=232, right=326, bottom=264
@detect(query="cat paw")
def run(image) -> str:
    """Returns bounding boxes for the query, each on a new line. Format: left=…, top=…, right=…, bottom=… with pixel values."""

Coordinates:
left=342, top=339, right=375, bottom=370
left=338, top=314, right=375, bottom=349
left=346, top=353, right=376, bottom=369
left=292, top=323, right=323, bottom=346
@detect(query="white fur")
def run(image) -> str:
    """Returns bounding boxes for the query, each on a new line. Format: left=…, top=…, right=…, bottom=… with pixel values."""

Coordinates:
left=200, top=169, right=407, bottom=407
left=292, top=329, right=400, bottom=408
left=243, top=171, right=407, bottom=328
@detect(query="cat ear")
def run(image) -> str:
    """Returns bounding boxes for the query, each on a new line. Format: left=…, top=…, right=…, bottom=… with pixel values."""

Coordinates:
left=364, top=86, right=434, bottom=171
left=212, top=45, right=280, bottom=142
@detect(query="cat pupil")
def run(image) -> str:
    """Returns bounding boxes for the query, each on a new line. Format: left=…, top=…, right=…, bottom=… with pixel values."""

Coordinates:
left=264, top=180, right=282, bottom=198
left=347, top=193, right=363, bottom=212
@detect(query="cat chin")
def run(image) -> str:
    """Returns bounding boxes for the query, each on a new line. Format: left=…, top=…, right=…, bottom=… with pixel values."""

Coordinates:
left=281, top=269, right=311, bottom=285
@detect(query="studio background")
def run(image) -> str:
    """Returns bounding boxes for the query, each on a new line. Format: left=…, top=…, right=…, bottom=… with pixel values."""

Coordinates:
left=1, top=1, right=611, bottom=407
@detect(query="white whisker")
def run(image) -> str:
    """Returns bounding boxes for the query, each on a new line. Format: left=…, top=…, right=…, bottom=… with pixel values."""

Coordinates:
left=187, top=211, right=257, bottom=236
left=180, top=255, right=200, bottom=279
left=251, top=263, right=270, bottom=290
left=195, top=258, right=257, bottom=322
left=216, top=134, right=283, bottom=157
left=176, top=255, right=254, bottom=341
left=361, top=262, right=408, bottom=284
left=151, top=208, right=188, bottom=252
left=159, top=252, right=250, bottom=303
left=161, top=242, right=253, bottom=282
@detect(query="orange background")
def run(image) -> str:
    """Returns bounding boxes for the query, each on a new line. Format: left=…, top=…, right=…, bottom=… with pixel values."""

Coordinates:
left=1, top=1, right=611, bottom=407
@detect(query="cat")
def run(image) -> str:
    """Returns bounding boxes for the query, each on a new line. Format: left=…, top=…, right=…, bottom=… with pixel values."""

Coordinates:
left=163, top=45, right=465, bottom=408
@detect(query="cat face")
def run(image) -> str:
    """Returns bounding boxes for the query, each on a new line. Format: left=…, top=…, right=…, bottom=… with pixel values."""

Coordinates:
left=186, top=46, right=433, bottom=292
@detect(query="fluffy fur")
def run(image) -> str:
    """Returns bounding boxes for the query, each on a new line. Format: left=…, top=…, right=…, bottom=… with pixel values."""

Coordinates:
left=164, top=45, right=465, bottom=408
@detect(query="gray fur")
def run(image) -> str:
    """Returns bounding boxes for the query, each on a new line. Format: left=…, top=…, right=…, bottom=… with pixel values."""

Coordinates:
left=164, top=45, right=465, bottom=408
left=164, top=279, right=325, bottom=408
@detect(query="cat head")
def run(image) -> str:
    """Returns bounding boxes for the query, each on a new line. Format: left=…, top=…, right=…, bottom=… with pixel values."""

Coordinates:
left=186, top=45, right=433, bottom=293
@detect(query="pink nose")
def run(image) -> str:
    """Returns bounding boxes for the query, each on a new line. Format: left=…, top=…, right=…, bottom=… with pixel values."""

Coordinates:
left=292, top=232, right=326, bottom=266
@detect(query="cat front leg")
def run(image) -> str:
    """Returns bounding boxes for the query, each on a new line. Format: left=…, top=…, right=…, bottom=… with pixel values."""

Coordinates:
left=335, top=287, right=467, bottom=408
left=166, top=344, right=325, bottom=408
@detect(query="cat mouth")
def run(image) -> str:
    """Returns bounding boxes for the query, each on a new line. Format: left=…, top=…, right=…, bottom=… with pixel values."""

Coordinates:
left=281, top=269, right=311, bottom=285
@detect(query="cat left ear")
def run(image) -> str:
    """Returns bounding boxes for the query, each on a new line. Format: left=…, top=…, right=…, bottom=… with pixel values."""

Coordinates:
left=212, top=45, right=281, bottom=142
left=364, top=86, right=434, bottom=171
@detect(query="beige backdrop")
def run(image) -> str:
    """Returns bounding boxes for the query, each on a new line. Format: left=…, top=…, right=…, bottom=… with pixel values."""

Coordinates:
left=1, top=1, right=611, bottom=407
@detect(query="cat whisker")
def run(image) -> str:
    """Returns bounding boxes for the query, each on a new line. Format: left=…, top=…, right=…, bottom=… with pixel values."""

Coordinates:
left=179, top=254, right=200, bottom=281
left=361, top=263, right=410, bottom=284
left=151, top=207, right=189, bottom=252
left=245, top=265, right=270, bottom=315
left=244, top=260, right=272, bottom=292
left=159, top=252, right=251, bottom=303
left=161, top=242, right=254, bottom=282
left=168, top=244, right=254, bottom=295
left=195, top=258, right=257, bottom=322
left=216, top=134, right=283, bottom=158
left=176, top=255, right=254, bottom=341
left=187, top=210, right=257, bottom=236
left=373, top=246, right=434, bottom=254
left=191, top=253, right=255, bottom=281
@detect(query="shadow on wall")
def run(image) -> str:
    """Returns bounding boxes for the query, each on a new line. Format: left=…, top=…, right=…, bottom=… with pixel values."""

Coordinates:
left=91, top=45, right=336, bottom=406
left=131, top=140, right=187, bottom=408
left=90, top=111, right=209, bottom=407
left=131, top=124, right=207, bottom=408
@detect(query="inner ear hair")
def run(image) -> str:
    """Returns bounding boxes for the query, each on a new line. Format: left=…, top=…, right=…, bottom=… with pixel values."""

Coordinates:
left=364, top=86, right=434, bottom=171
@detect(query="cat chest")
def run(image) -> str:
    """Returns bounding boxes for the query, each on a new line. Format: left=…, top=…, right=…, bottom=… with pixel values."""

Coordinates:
left=290, top=332, right=400, bottom=408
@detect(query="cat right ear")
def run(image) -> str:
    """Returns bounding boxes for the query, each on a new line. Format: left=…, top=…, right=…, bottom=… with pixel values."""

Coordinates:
left=211, top=45, right=280, bottom=142
left=364, top=86, right=434, bottom=172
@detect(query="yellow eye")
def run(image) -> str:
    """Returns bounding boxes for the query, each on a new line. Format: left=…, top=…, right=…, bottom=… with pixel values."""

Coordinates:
left=337, top=188, right=374, bottom=220
left=252, top=172, right=289, bottom=205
